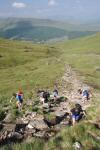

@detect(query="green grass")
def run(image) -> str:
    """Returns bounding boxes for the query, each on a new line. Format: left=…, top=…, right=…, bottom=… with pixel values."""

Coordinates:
left=1, top=138, right=45, bottom=150
left=0, top=33, right=100, bottom=149
left=55, top=33, right=100, bottom=91
left=0, top=38, right=63, bottom=101
left=45, top=33, right=100, bottom=150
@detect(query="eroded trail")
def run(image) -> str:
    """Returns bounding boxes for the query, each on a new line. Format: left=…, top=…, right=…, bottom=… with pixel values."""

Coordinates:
left=0, top=64, right=98, bottom=146
left=58, top=64, right=92, bottom=109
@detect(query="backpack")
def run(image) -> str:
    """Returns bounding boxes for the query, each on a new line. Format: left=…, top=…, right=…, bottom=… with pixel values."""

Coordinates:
left=43, top=92, right=50, bottom=99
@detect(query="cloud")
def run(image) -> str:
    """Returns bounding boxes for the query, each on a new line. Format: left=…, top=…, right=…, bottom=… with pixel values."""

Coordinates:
left=76, top=0, right=81, bottom=4
left=37, top=9, right=49, bottom=14
left=12, top=2, right=26, bottom=8
left=48, top=0, right=56, bottom=6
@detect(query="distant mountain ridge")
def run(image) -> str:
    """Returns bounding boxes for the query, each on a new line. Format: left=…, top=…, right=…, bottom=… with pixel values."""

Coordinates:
left=0, top=18, right=99, bottom=42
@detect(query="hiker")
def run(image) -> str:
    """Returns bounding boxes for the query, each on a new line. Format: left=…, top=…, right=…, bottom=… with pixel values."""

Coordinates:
left=37, top=90, right=45, bottom=104
left=10, top=90, right=24, bottom=110
left=37, top=90, right=50, bottom=104
left=52, top=89, right=59, bottom=101
left=50, top=89, right=59, bottom=101
left=70, top=103, right=86, bottom=125
left=43, top=91, right=50, bottom=103
left=78, top=87, right=91, bottom=103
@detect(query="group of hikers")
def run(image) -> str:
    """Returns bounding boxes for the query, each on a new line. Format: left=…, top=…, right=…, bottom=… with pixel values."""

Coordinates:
left=37, top=89, right=59, bottom=104
left=10, top=87, right=91, bottom=125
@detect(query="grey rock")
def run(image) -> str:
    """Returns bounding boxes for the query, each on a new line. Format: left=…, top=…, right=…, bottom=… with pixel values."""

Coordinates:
left=73, top=141, right=83, bottom=150
left=26, top=100, right=33, bottom=106
left=25, top=111, right=36, bottom=118
left=43, top=103, right=49, bottom=109
left=55, top=110, right=67, bottom=117
left=29, top=119, right=48, bottom=130
left=3, top=106, right=11, bottom=112
left=3, top=113, right=13, bottom=123
left=3, top=124, right=16, bottom=132
left=33, top=131, right=46, bottom=138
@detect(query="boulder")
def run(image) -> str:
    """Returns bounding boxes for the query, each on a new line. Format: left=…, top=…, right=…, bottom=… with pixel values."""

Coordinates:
left=25, top=111, right=36, bottom=116
left=43, top=103, right=49, bottom=109
left=25, top=111, right=37, bottom=118
left=24, top=128, right=36, bottom=137
left=28, top=119, right=48, bottom=131
left=33, top=131, right=46, bottom=138
left=73, top=141, right=83, bottom=150
left=43, top=108, right=50, bottom=113
left=55, top=110, right=67, bottom=118
left=3, top=113, right=13, bottom=123
left=3, top=124, right=16, bottom=132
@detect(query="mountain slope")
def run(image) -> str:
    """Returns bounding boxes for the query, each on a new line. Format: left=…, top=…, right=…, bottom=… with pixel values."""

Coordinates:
left=0, top=33, right=100, bottom=149
left=0, top=18, right=97, bottom=42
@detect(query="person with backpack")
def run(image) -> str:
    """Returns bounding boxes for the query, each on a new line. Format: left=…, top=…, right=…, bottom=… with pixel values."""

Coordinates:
left=10, top=90, right=24, bottom=110
left=50, top=88, right=59, bottom=100
left=37, top=90, right=45, bottom=104
left=37, top=90, right=50, bottom=104
left=78, top=87, right=91, bottom=103
left=70, top=103, right=86, bottom=125
left=43, top=91, right=50, bottom=103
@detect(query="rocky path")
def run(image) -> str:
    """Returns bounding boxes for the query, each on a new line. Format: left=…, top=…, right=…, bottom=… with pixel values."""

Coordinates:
left=58, top=64, right=92, bottom=110
left=0, top=64, right=95, bottom=146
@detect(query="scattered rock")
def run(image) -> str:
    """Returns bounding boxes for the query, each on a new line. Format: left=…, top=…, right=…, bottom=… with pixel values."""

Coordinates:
left=3, top=113, right=13, bottom=123
left=43, top=103, right=49, bottom=109
left=60, top=120, right=70, bottom=126
left=55, top=110, right=67, bottom=118
left=24, top=128, right=36, bottom=137
left=43, top=109, right=50, bottom=113
left=73, top=141, right=83, bottom=150
left=33, top=131, right=46, bottom=138
left=3, top=124, right=16, bottom=132
left=0, top=64, right=94, bottom=147
left=28, top=119, right=48, bottom=131
left=25, top=111, right=37, bottom=118
left=27, top=124, right=34, bottom=129
left=26, top=100, right=33, bottom=106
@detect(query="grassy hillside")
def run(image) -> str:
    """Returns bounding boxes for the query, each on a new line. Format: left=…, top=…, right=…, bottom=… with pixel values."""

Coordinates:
left=0, top=38, right=64, bottom=103
left=0, top=33, right=100, bottom=150
left=47, top=33, right=100, bottom=150
left=55, top=33, right=100, bottom=91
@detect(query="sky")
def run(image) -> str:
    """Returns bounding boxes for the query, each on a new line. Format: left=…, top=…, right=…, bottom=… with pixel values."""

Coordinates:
left=0, top=0, right=100, bottom=24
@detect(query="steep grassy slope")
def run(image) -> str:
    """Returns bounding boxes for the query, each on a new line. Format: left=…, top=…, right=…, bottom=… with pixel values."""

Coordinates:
left=45, top=33, right=100, bottom=150
left=0, top=33, right=100, bottom=150
left=0, top=38, right=63, bottom=104
left=55, top=33, right=100, bottom=91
